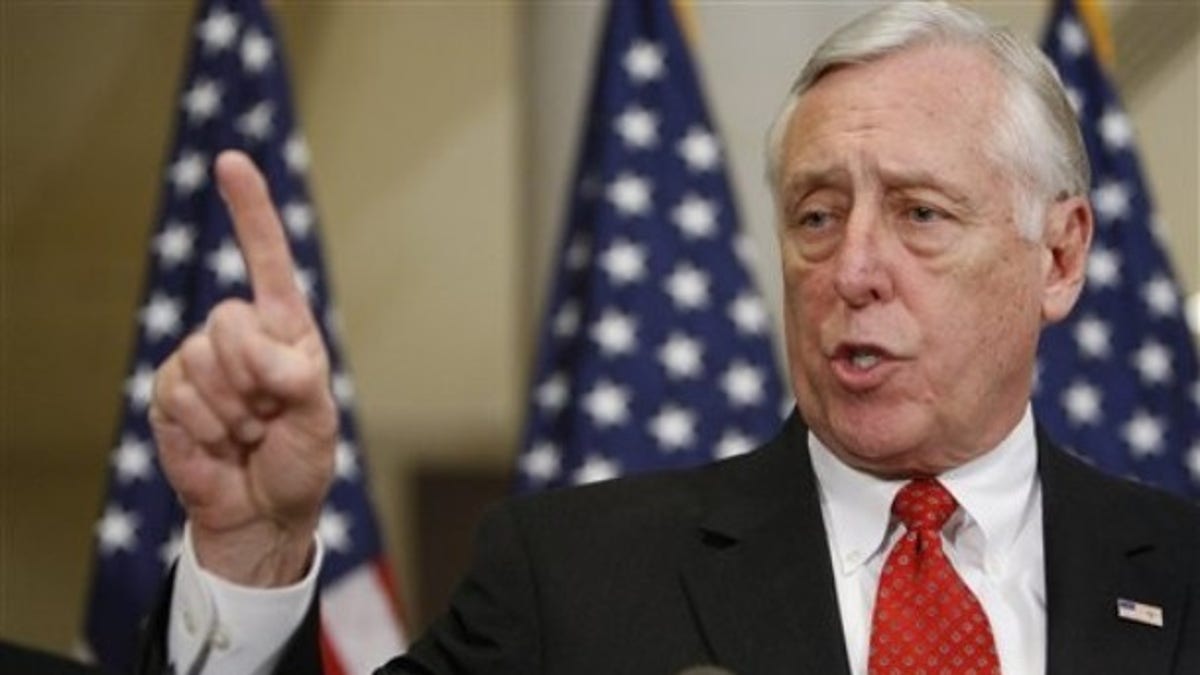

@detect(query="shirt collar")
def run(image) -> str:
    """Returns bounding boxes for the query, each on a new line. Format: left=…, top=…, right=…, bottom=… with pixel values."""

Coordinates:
left=808, top=405, right=1038, bottom=575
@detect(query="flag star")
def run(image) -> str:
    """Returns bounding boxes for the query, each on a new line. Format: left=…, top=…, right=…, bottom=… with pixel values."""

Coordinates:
left=1122, top=410, right=1165, bottom=458
left=1132, top=339, right=1173, bottom=385
left=1099, top=108, right=1133, bottom=150
left=331, top=371, right=355, bottom=407
left=293, top=267, right=316, bottom=302
left=335, top=439, right=360, bottom=481
left=1187, top=440, right=1200, bottom=484
left=154, top=221, right=196, bottom=268
left=207, top=238, right=247, bottom=286
left=715, top=428, right=756, bottom=460
left=623, top=39, right=665, bottom=83
left=536, top=373, right=570, bottom=413
left=658, top=332, right=704, bottom=380
left=1064, top=85, right=1084, bottom=116
left=159, top=527, right=183, bottom=566
left=1057, top=18, right=1088, bottom=57
left=671, top=194, right=718, bottom=239
left=111, top=434, right=153, bottom=483
left=734, top=232, right=759, bottom=267
left=1061, top=380, right=1102, bottom=426
left=236, top=101, right=275, bottom=141
left=664, top=263, right=710, bottom=310
left=582, top=380, right=631, bottom=427
left=169, top=150, right=208, bottom=195
left=729, top=293, right=769, bottom=335
left=284, top=134, right=310, bottom=174
left=324, top=306, right=344, bottom=341
left=196, top=6, right=240, bottom=52
left=95, top=505, right=139, bottom=555
left=721, top=360, right=766, bottom=407
left=553, top=301, right=581, bottom=338
left=519, top=441, right=562, bottom=483
left=599, top=239, right=648, bottom=285
left=283, top=201, right=315, bottom=239
left=590, top=309, right=638, bottom=356
left=648, top=404, right=697, bottom=451
left=565, top=235, right=591, bottom=270
left=181, top=78, right=222, bottom=124
left=318, top=508, right=353, bottom=553
left=1092, top=180, right=1131, bottom=223
left=606, top=172, right=653, bottom=216
left=613, top=105, right=659, bottom=149
left=1141, top=275, right=1179, bottom=318
left=125, top=364, right=155, bottom=411
left=140, top=292, right=183, bottom=341
left=1073, top=315, right=1111, bottom=359
left=1086, top=246, right=1121, bottom=289
left=677, top=126, right=720, bottom=172
left=240, top=28, right=274, bottom=73
left=573, top=454, right=621, bottom=485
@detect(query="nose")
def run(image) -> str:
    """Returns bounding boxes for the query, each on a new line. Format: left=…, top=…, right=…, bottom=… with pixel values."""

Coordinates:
left=832, top=204, right=894, bottom=308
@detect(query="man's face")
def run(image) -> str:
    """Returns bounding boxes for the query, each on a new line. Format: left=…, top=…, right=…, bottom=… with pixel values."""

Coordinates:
left=776, top=45, right=1072, bottom=476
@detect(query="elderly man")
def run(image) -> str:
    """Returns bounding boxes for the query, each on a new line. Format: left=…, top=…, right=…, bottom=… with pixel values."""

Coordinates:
left=142, top=3, right=1200, bottom=674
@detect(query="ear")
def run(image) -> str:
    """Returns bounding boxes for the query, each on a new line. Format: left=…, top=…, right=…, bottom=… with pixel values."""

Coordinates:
left=1040, top=195, right=1093, bottom=324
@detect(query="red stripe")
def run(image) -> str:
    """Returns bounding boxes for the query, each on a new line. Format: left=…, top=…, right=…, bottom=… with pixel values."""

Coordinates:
left=319, top=625, right=348, bottom=675
left=369, top=557, right=411, bottom=636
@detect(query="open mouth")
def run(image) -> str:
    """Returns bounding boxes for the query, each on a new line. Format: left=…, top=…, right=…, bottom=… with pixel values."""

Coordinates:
left=848, top=348, right=882, bottom=370
left=834, top=344, right=890, bottom=370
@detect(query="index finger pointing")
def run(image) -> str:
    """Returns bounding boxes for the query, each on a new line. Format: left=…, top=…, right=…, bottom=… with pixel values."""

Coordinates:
left=215, top=150, right=313, bottom=341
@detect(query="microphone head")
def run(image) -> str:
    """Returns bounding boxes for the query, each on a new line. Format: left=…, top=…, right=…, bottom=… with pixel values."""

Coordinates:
left=675, top=667, right=736, bottom=675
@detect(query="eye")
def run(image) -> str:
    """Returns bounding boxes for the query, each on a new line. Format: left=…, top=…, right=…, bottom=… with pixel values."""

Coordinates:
left=797, top=210, right=833, bottom=229
left=908, top=205, right=942, bottom=223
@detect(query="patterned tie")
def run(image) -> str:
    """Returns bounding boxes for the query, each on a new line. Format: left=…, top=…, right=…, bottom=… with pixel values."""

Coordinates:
left=867, top=479, right=1001, bottom=675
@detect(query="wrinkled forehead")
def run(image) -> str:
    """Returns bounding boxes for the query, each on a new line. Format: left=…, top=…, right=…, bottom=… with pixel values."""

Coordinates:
left=776, top=45, right=1017, bottom=199
left=782, top=44, right=1009, bottom=163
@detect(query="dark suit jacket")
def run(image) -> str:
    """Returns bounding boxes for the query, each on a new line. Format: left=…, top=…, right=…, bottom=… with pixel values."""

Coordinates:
left=141, top=414, right=1200, bottom=674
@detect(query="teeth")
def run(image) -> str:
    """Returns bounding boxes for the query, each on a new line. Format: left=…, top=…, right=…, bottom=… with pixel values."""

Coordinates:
left=850, top=351, right=880, bottom=369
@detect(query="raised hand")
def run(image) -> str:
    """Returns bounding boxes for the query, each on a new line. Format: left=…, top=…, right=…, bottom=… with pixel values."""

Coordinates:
left=149, top=150, right=337, bottom=586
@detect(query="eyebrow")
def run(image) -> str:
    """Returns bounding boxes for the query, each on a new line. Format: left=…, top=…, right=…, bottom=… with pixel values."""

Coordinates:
left=877, top=166, right=974, bottom=207
left=780, top=165, right=853, bottom=202
left=782, top=161, right=975, bottom=208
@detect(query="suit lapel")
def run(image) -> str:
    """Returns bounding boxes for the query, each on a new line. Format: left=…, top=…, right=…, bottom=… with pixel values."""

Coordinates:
left=1039, top=430, right=1185, bottom=674
left=680, top=417, right=851, bottom=675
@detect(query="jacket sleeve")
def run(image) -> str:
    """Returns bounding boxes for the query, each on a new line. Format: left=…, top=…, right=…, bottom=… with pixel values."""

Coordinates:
left=377, top=502, right=541, bottom=675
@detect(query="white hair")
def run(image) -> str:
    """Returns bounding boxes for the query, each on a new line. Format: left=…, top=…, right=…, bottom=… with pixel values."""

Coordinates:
left=765, top=1, right=1090, bottom=239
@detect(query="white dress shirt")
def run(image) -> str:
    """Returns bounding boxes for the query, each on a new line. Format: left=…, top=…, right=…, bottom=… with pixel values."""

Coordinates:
left=169, top=524, right=321, bottom=675
left=809, top=405, right=1045, bottom=675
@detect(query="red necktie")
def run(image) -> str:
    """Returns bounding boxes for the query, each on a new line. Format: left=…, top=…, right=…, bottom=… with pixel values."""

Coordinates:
left=867, top=479, right=1001, bottom=675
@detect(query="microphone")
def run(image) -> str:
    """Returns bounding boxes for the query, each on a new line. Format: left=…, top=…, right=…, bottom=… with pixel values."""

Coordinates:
left=675, top=667, right=736, bottom=675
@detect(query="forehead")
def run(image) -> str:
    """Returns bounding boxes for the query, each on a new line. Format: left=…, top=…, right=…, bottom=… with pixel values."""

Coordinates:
left=781, top=44, right=1007, bottom=179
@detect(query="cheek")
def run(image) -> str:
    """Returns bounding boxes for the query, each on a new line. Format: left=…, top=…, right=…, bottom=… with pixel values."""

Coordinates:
left=781, top=259, right=830, bottom=344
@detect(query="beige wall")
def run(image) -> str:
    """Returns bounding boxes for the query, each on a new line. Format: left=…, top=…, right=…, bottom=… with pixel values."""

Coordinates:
left=0, top=0, right=1195, bottom=659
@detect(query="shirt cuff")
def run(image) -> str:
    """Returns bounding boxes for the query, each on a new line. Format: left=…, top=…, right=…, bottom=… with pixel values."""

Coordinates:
left=168, top=523, right=323, bottom=675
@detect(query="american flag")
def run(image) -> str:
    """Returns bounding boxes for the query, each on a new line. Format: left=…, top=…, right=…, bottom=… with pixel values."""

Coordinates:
left=515, top=0, right=785, bottom=493
left=82, top=1, right=406, bottom=673
left=1034, top=0, right=1200, bottom=497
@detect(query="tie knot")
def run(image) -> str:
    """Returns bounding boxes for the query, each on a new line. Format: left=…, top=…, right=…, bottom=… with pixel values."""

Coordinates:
left=892, top=479, right=957, bottom=532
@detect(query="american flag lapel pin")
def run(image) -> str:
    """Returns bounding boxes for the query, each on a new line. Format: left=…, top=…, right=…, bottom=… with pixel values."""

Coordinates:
left=1117, top=598, right=1164, bottom=627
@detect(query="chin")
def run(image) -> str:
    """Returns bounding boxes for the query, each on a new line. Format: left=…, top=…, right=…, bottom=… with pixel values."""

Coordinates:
left=819, top=402, right=938, bottom=475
